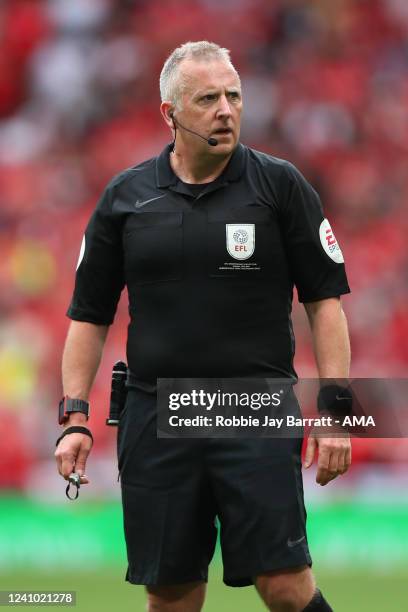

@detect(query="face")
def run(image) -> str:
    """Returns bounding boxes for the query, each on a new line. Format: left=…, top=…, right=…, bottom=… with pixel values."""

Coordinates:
left=166, top=58, right=242, bottom=157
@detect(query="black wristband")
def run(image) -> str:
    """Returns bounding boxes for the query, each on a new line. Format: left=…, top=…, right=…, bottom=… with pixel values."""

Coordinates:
left=56, top=426, right=93, bottom=447
left=317, top=385, right=353, bottom=418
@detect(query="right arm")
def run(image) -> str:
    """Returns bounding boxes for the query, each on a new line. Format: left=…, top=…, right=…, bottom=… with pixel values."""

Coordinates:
left=56, top=179, right=125, bottom=484
left=55, top=321, right=109, bottom=484
left=62, top=321, right=109, bottom=406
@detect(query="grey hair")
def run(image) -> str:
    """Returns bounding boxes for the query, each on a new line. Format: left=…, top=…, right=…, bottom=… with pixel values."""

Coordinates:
left=160, top=41, right=238, bottom=109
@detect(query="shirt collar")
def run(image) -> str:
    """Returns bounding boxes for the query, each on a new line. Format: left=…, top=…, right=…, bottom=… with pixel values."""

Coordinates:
left=155, top=142, right=246, bottom=189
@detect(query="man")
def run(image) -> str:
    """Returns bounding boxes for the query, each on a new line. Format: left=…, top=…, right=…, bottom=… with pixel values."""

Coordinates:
left=55, top=41, right=351, bottom=612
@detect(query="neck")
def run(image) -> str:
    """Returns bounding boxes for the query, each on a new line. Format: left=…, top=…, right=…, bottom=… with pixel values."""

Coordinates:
left=170, top=146, right=232, bottom=184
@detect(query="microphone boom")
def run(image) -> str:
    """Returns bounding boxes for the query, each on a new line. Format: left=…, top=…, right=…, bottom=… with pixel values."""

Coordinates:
left=171, top=116, right=218, bottom=147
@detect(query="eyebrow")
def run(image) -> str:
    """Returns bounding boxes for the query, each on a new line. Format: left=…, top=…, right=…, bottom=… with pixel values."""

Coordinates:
left=194, top=87, right=241, bottom=98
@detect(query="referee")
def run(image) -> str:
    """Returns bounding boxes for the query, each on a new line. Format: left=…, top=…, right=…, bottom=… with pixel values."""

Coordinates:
left=55, top=41, right=351, bottom=612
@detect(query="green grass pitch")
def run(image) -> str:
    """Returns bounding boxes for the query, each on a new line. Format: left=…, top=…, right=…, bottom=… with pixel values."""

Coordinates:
left=1, top=567, right=406, bottom=611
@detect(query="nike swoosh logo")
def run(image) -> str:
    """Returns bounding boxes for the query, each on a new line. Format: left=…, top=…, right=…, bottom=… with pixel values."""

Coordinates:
left=287, top=536, right=305, bottom=548
left=336, top=395, right=350, bottom=401
left=134, top=194, right=166, bottom=208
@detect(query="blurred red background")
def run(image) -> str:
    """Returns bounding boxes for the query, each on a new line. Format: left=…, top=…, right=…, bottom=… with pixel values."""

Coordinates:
left=0, top=0, right=407, bottom=491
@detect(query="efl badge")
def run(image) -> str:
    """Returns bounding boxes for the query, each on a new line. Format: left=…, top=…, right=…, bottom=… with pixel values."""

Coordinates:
left=319, top=219, right=344, bottom=264
left=226, top=224, right=255, bottom=260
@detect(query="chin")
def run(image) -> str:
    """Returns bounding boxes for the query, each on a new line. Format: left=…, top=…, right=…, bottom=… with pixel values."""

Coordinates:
left=211, top=141, right=236, bottom=155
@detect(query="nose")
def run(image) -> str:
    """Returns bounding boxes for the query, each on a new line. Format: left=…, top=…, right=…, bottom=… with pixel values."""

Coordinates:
left=216, top=95, right=232, bottom=119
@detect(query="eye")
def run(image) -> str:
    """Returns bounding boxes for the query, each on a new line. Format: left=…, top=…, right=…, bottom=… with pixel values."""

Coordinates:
left=228, top=91, right=240, bottom=100
left=202, top=94, right=216, bottom=101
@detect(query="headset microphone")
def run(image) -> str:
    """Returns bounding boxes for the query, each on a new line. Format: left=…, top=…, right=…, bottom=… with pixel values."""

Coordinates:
left=170, top=112, right=218, bottom=147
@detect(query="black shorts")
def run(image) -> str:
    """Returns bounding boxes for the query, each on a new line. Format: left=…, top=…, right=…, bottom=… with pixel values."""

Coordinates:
left=118, top=388, right=312, bottom=587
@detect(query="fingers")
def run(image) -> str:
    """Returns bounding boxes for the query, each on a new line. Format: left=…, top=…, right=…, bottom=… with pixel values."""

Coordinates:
left=315, top=437, right=352, bottom=486
left=316, top=446, right=333, bottom=486
left=336, top=443, right=352, bottom=478
left=54, top=433, right=92, bottom=484
left=54, top=446, right=75, bottom=479
left=75, top=446, right=91, bottom=484
left=68, top=472, right=90, bottom=485
left=336, top=448, right=347, bottom=475
left=345, top=444, right=352, bottom=468
left=61, top=454, right=76, bottom=479
left=328, top=448, right=339, bottom=474
left=303, top=436, right=317, bottom=469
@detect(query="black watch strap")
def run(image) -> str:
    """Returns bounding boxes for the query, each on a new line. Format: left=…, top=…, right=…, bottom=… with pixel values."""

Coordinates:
left=58, top=397, right=90, bottom=424
left=56, top=426, right=93, bottom=447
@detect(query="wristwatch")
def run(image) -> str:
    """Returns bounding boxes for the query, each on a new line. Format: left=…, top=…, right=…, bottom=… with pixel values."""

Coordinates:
left=58, top=396, right=90, bottom=425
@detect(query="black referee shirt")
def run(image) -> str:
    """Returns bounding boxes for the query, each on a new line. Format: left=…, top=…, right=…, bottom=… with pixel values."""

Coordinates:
left=68, top=143, right=350, bottom=390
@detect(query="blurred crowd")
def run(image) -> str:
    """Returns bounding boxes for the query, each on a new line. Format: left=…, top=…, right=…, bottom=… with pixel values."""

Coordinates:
left=0, top=0, right=407, bottom=490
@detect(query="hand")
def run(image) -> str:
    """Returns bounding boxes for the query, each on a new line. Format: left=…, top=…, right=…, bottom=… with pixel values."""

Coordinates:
left=54, top=432, right=93, bottom=485
left=303, top=429, right=351, bottom=486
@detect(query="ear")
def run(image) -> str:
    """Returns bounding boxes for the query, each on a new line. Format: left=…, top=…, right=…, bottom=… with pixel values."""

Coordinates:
left=160, top=101, right=174, bottom=128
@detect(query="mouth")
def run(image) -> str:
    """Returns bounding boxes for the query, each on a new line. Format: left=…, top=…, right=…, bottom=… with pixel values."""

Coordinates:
left=213, top=127, right=233, bottom=136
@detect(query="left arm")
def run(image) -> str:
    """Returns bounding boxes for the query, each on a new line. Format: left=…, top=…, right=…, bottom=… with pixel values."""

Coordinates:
left=303, top=297, right=352, bottom=485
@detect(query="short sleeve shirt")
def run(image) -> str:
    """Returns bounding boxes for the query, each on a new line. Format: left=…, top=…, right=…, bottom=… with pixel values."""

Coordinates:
left=67, top=143, right=350, bottom=389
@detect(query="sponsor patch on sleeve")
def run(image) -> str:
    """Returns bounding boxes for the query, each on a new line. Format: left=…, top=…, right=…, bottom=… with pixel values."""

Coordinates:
left=319, top=218, right=344, bottom=263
